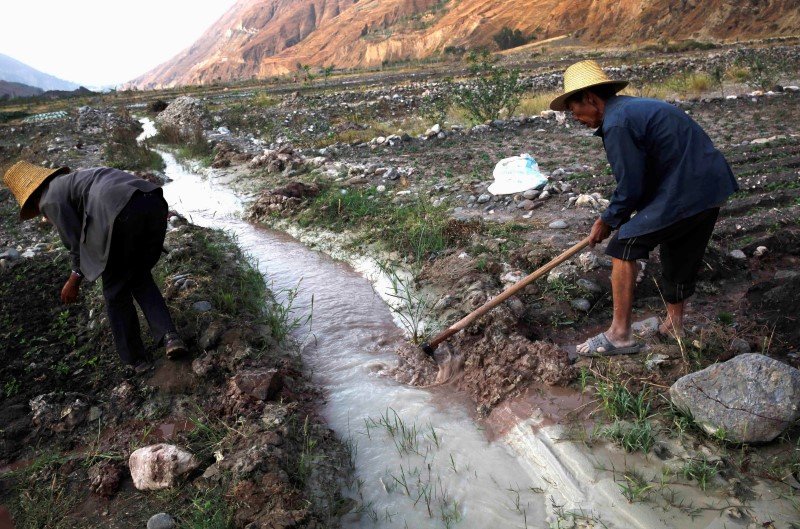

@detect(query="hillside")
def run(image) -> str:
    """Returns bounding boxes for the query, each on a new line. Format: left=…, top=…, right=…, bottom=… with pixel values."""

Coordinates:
left=131, top=0, right=800, bottom=88
left=0, top=53, right=79, bottom=91
left=0, top=80, right=43, bottom=99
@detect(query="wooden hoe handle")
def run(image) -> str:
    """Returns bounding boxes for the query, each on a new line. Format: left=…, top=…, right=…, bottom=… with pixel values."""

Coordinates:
left=421, top=237, right=592, bottom=355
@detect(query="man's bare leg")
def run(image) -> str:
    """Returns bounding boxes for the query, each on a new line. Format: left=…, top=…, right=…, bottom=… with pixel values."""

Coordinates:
left=577, top=258, right=638, bottom=354
left=659, top=301, right=686, bottom=337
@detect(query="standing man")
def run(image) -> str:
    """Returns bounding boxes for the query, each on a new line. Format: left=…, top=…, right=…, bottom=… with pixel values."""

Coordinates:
left=548, top=61, right=738, bottom=356
left=3, top=161, right=187, bottom=373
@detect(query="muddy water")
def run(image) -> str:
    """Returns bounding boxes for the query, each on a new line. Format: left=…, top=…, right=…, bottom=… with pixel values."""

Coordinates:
left=157, top=153, right=559, bottom=527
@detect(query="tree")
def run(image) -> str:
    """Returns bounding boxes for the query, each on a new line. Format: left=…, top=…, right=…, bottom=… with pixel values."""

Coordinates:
left=449, top=50, right=526, bottom=123
left=493, top=27, right=532, bottom=51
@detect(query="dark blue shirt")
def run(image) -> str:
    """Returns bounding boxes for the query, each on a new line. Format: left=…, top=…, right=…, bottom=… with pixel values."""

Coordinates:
left=595, top=96, right=738, bottom=239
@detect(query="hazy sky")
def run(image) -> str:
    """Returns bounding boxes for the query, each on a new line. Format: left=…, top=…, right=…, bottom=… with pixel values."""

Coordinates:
left=1, top=0, right=237, bottom=87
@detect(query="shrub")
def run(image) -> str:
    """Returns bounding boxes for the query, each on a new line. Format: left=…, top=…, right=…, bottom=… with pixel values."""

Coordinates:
left=104, top=126, right=164, bottom=172
left=449, top=50, right=526, bottom=123
left=493, top=27, right=533, bottom=50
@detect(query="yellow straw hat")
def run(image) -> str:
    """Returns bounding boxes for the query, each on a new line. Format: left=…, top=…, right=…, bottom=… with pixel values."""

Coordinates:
left=3, top=161, right=70, bottom=220
left=549, top=60, right=628, bottom=111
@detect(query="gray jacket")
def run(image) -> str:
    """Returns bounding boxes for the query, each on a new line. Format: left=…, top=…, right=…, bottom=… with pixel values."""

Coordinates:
left=39, top=168, right=159, bottom=281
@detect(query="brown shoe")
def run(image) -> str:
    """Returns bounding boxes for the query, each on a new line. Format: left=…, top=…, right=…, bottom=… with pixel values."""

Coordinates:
left=164, top=333, right=187, bottom=360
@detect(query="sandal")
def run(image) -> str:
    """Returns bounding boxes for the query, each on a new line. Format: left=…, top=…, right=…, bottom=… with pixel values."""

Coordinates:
left=164, top=333, right=188, bottom=360
left=577, top=332, right=643, bottom=357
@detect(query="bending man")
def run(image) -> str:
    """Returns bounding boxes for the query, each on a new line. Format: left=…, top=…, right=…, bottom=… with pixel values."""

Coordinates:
left=4, top=161, right=187, bottom=373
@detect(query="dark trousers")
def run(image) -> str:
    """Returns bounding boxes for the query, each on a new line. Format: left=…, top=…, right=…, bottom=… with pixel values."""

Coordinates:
left=102, top=190, right=176, bottom=365
left=605, top=208, right=720, bottom=304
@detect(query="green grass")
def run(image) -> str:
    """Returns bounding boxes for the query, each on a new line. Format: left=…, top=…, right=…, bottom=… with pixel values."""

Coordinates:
left=296, top=186, right=452, bottom=264
left=594, top=381, right=651, bottom=422
left=602, top=419, right=656, bottom=453
left=179, top=488, right=234, bottom=529
left=680, top=457, right=721, bottom=491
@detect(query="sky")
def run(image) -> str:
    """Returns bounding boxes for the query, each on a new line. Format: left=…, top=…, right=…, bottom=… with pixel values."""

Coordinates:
left=0, top=0, right=237, bottom=88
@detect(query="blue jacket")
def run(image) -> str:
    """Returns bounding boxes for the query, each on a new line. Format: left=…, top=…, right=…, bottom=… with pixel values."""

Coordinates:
left=596, top=96, right=738, bottom=238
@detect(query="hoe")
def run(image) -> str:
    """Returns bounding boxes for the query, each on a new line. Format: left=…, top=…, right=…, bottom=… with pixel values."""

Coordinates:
left=421, top=236, right=591, bottom=356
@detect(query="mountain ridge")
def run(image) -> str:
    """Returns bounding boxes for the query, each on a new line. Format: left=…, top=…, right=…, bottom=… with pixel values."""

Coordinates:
left=0, top=53, right=80, bottom=92
left=131, top=0, right=800, bottom=88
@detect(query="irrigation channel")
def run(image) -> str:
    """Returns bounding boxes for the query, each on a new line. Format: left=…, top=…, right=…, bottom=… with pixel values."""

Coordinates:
left=140, top=120, right=758, bottom=529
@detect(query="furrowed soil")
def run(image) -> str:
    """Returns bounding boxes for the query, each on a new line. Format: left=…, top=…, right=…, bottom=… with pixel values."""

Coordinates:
left=1, top=39, right=800, bottom=527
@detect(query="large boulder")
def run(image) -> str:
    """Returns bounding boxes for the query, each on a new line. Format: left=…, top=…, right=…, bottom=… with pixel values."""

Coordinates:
left=129, top=444, right=199, bottom=490
left=670, top=354, right=800, bottom=443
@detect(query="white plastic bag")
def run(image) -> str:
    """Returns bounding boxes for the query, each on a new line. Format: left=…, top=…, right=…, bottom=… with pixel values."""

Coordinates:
left=488, top=154, right=547, bottom=195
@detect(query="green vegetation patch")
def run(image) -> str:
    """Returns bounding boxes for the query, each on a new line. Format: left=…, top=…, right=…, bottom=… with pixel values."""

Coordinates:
left=295, top=185, right=454, bottom=264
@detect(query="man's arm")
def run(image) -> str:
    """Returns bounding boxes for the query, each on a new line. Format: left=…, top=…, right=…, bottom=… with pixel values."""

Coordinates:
left=40, top=200, right=84, bottom=303
left=599, top=125, right=648, bottom=230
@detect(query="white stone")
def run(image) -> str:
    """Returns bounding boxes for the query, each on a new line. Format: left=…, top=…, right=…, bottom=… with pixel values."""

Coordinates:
left=729, top=249, right=747, bottom=260
left=753, top=246, right=768, bottom=257
left=548, top=220, right=568, bottom=229
left=129, top=444, right=199, bottom=491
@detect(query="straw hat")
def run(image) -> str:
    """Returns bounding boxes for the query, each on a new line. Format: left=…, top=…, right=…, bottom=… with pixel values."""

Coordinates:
left=3, top=161, right=70, bottom=220
left=549, top=60, right=628, bottom=111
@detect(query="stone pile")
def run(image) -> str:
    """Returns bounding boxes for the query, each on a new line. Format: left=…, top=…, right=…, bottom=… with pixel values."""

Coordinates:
left=248, top=144, right=306, bottom=175
left=154, top=96, right=211, bottom=137
left=77, top=106, right=138, bottom=134
left=249, top=181, right=321, bottom=218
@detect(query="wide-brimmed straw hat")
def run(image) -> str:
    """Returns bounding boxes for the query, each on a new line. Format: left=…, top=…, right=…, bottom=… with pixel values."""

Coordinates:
left=3, top=161, right=70, bottom=220
left=549, top=60, right=628, bottom=111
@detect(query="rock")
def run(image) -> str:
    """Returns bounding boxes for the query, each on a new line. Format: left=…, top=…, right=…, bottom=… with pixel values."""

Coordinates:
left=571, top=298, right=591, bottom=312
left=576, top=278, right=602, bottom=294
left=753, top=246, right=768, bottom=258
left=522, top=189, right=540, bottom=200
left=631, top=316, right=661, bottom=336
left=669, top=354, right=800, bottom=443
left=517, top=199, right=539, bottom=211
left=192, top=300, right=213, bottom=312
left=539, top=191, right=550, bottom=200
left=645, top=354, right=669, bottom=371
left=548, top=220, right=568, bottom=229
left=477, top=193, right=492, bottom=204
left=0, top=248, right=20, bottom=261
left=577, top=252, right=599, bottom=271
left=88, top=462, right=123, bottom=497
left=730, top=338, right=751, bottom=355
left=228, top=369, right=282, bottom=402
left=575, top=194, right=598, bottom=208
left=425, top=124, right=441, bottom=137
left=147, top=513, right=176, bottom=529
left=129, top=444, right=200, bottom=490
left=729, top=249, right=747, bottom=260
left=199, top=321, right=226, bottom=350
left=547, top=263, right=578, bottom=283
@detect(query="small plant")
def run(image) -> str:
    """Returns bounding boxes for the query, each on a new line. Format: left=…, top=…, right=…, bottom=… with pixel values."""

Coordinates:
left=104, top=125, right=165, bottom=172
left=180, top=488, right=233, bottom=529
left=594, top=381, right=651, bottom=423
left=449, top=50, right=526, bottom=123
left=618, top=471, right=654, bottom=503
left=3, top=376, right=20, bottom=398
left=296, top=415, right=319, bottom=486
left=602, top=419, right=656, bottom=453
left=378, top=262, right=436, bottom=344
left=680, top=456, right=721, bottom=490
left=420, top=90, right=451, bottom=125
